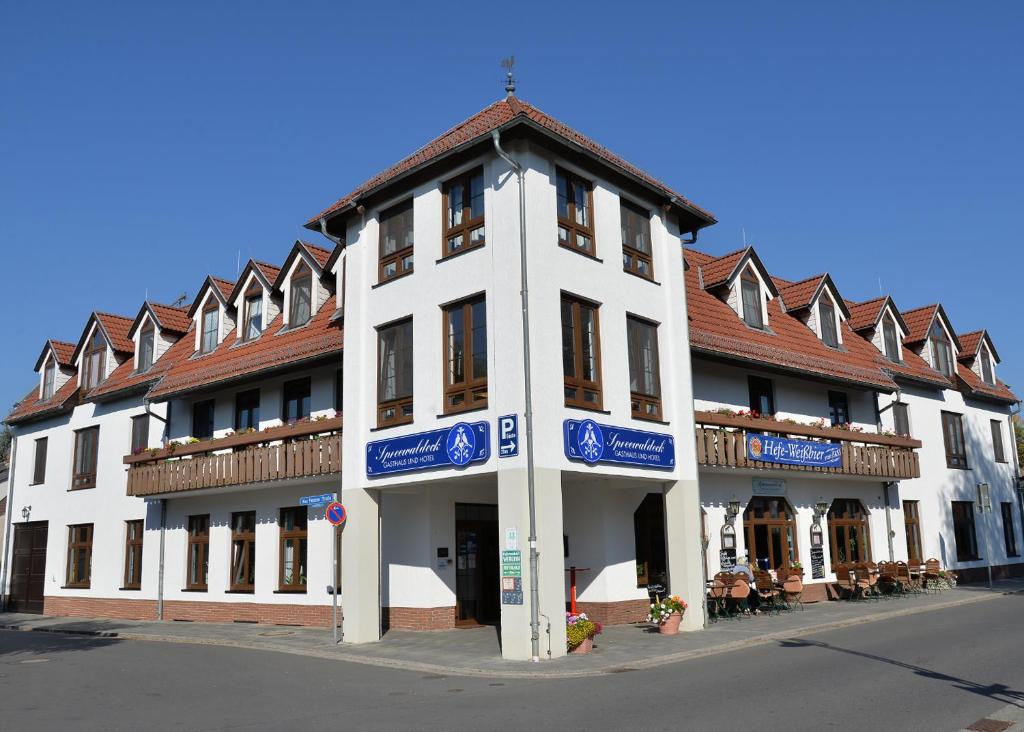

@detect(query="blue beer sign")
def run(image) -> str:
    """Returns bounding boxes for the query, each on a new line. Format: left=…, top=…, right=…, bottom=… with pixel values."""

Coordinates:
left=563, top=419, right=675, bottom=469
left=366, top=422, right=490, bottom=477
left=745, top=433, right=842, bottom=468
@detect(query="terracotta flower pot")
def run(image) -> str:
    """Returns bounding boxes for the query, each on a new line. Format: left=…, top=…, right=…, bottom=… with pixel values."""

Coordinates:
left=659, top=612, right=683, bottom=635
left=570, top=637, right=593, bottom=654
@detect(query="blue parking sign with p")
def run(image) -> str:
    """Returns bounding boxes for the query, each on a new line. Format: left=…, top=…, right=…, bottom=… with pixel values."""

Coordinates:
left=498, top=414, right=518, bottom=458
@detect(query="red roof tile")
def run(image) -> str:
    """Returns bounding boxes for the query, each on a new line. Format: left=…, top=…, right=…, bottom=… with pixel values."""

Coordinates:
left=957, top=330, right=983, bottom=360
left=148, top=295, right=342, bottom=399
left=901, top=305, right=937, bottom=343
left=956, top=362, right=1017, bottom=404
left=5, top=377, right=79, bottom=425
left=846, top=297, right=887, bottom=331
left=50, top=340, right=76, bottom=366
left=306, top=96, right=715, bottom=227
left=253, top=261, right=282, bottom=285
left=149, top=303, right=191, bottom=334
left=95, top=312, right=135, bottom=354
left=698, top=247, right=748, bottom=289
left=777, top=274, right=824, bottom=312
left=300, top=242, right=332, bottom=269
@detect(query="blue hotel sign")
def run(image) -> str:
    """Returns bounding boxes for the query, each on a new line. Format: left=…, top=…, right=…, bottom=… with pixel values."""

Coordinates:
left=745, top=433, right=842, bottom=468
left=563, top=419, right=675, bottom=469
left=366, top=422, right=490, bottom=477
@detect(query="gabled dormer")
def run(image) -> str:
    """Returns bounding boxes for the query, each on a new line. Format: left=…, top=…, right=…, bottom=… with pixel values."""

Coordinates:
left=272, top=240, right=334, bottom=330
left=70, top=312, right=135, bottom=390
left=699, top=246, right=778, bottom=331
left=958, top=330, right=1000, bottom=387
left=34, top=339, right=76, bottom=400
left=847, top=295, right=910, bottom=364
left=128, top=302, right=190, bottom=373
left=901, top=304, right=961, bottom=379
left=227, top=260, right=282, bottom=342
left=778, top=273, right=851, bottom=348
left=187, top=276, right=236, bottom=355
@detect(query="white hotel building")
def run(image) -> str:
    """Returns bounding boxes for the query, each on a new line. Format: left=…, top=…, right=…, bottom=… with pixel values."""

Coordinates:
left=2, top=93, right=1020, bottom=661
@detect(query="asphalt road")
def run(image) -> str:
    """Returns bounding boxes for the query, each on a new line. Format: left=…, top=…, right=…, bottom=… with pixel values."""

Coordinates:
left=2, top=595, right=1023, bottom=732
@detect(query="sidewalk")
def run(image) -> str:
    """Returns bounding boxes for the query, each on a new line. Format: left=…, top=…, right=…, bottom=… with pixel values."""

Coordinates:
left=2, top=581, right=1021, bottom=678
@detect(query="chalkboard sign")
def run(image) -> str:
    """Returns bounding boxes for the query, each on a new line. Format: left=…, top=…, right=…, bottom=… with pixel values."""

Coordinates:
left=810, top=546, right=825, bottom=579
left=719, top=548, right=736, bottom=571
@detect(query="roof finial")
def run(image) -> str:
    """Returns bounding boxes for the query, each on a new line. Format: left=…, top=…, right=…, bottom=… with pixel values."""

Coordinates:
left=501, top=56, right=516, bottom=97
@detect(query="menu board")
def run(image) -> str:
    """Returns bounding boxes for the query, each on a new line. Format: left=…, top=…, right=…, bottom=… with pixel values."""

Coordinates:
left=810, top=546, right=825, bottom=579
left=719, top=548, right=736, bottom=571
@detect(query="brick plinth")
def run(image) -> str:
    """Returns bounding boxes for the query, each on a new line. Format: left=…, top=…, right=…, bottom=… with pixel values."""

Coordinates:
left=382, top=606, right=456, bottom=631
left=574, top=599, right=650, bottom=625
left=43, top=596, right=333, bottom=626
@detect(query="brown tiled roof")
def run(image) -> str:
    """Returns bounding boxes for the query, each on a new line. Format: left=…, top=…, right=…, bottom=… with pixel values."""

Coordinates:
left=34, top=339, right=77, bottom=371
left=901, top=305, right=937, bottom=343
left=300, top=242, right=332, bottom=269
left=87, top=324, right=192, bottom=402
left=187, top=276, right=237, bottom=318
left=957, top=331, right=983, bottom=360
left=211, top=277, right=235, bottom=301
left=306, top=96, right=715, bottom=227
left=95, top=313, right=135, bottom=354
left=778, top=275, right=824, bottom=312
left=698, top=247, right=749, bottom=289
left=956, top=362, right=1017, bottom=404
left=846, top=297, right=887, bottom=331
left=228, top=260, right=283, bottom=304
left=5, top=377, right=79, bottom=425
left=254, top=261, right=282, bottom=284
left=148, top=295, right=343, bottom=399
left=149, top=303, right=191, bottom=334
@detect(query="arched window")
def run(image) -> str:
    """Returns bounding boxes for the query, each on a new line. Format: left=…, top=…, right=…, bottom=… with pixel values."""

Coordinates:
left=827, top=499, right=871, bottom=569
left=743, top=497, right=798, bottom=571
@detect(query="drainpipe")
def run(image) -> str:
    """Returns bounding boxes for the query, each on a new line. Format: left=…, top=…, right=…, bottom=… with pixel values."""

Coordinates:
left=492, top=129, right=541, bottom=663
left=883, top=482, right=895, bottom=562
left=0, top=436, right=18, bottom=612
left=157, top=498, right=167, bottom=620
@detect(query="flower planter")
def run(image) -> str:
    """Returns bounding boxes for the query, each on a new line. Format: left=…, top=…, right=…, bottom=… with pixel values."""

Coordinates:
left=658, top=611, right=683, bottom=635
left=569, top=637, right=594, bottom=655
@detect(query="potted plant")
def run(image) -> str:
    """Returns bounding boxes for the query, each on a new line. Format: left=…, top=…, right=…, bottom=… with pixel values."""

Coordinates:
left=788, top=561, right=804, bottom=577
left=566, top=612, right=602, bottom=654
left=647, top=594, right=687, bottom=635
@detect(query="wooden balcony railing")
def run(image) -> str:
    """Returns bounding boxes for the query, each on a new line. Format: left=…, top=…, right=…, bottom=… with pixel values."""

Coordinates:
left=125, top=417, right=343, bottom=497
left=694, top=411, right=921, bottom=480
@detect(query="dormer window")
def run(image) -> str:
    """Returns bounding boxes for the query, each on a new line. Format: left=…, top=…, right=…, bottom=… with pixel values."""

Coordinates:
left=820, top=299, right=839, bottom=348
left=243, top=285, right=264, bottom=341
left=201, top=303, right=219, bottom=354
left=981, top=348, right=994, bottom=386
left=82, top=329, right=106, bottom=389
left=740, top=271, right=763, bottom=329
left=138, top=324, right=155, bottom=373
left=290, top=261, right=312, bottom=327
left=930, top=321, right=953, bottom=377
left=882, top=315, right=901, bottom=362
left=42, top=359, right=55, bottom=400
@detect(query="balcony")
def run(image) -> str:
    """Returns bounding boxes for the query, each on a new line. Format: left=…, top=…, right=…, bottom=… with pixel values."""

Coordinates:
left=694, top=411, right=921, bottom=480
left=124, top=416, right=343, bottom=497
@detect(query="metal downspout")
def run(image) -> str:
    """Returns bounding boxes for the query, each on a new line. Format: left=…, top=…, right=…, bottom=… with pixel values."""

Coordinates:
left=876, top=393, right=896, bottom=562
left=0, top=436, right=18, bottom=612
left=157, top=498, right=167, bottom=620
left=492, top=129, right=541, bottom=662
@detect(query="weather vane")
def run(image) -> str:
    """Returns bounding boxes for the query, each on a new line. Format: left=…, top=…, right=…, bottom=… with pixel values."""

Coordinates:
left=502, top=56, right=516, bottom=96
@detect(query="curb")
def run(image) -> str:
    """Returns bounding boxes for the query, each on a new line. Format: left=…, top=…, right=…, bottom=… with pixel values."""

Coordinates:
left=1, top=589, right=1017, bottom=679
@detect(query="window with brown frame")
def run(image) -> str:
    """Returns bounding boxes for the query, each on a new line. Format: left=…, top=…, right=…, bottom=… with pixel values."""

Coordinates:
left=443, top=297, right=487, bottom=414
left=377, top=318, right=414, bottom=427
left=951, top=501, right=979, bottom=561
left=740, top=272, right=764, bottom=329
left=621, top=199, right=653, bottom=279
left=561, top=295, right=602, bottom=409
left=123, top=520, right=143, bottom=589
left=820, top=298, right=839, bottom=348
left=186, top=514, right=210, bottom=591
left=1002, top=503, right=1018, bottom=557
left=992, top=419, right=1006, bottom=463
left=556, top=168, right=595, bottom=256
left=279, top=507, right=307, bottom=592
left=930, top=321, right=954, bottom=377
left=82, top=328, right=106, bottom=389
left=893, top=402, right=911, bottom=436
left=443, top=168, right=485, bottom=257
left=941, top=411, right=968, bottom=469
left=200, top=302, right=219, bottom=354
left=290, top=262, right=313, bottom=327
left=748, top=376, right=775, bottom=417
left=379, top=199, right=414, bottom=282
left=130, top=414, right=149, bottom=454
left=138, top=323, right=155, bottom=372
left=828, top=390, right=850, bottom=427
left=32, top=437, right=47, bottom=485
left=192, top=399, right=215, bottom=440
left=827, top=499, right=871, bottom=570
left=66, top=524, right=93, bottom=588
left=72, top=426, right=99, bottom=490
left=235, top=389, right=260, bottom=431
left=744, top=497, right=798, bottom=571
left=243, top=284, right=264, bottom=340
left=627, top=316, right=661, bottom=421
left=903, top=500, right=923, bottom=565
left=42, top=359, right=56, bottom=399
left=882, top=316, right=901, bottom=363
left=230, top=511, right=256, bottom=592
left=981, top=348, right=995, bottom=386
left=282, top=377, right=310, bottom=423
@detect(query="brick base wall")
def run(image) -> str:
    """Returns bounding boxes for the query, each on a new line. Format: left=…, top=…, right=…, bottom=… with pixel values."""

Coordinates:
left=382, top=606, right=456, bottom=631
left=43, top=596, right=333, bottom=626
left=952, top=561, right=1024, bottom=585
left=575, top=599, right=650, bottom=625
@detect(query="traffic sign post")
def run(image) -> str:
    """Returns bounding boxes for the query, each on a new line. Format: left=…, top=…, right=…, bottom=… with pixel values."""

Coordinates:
left=325, top=501, right=346, bottom=645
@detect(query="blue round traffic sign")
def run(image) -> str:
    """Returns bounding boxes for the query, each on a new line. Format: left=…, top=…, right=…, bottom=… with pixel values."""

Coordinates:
left=326, top=502, right=347, bottom=526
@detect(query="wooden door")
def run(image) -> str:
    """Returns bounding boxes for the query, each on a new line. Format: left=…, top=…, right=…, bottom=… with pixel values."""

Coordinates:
left=10, top=522, right=48, bottom=614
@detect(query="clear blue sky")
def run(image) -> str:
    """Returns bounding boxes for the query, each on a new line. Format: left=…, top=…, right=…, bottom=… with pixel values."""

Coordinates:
left=2, top=2, right=1021, bottom=415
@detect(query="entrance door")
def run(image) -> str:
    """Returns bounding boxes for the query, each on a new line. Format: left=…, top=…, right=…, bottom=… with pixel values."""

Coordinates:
left=10, top=522, right=48, bottom=613
left=455, top=503, right=499, bottom=626
left=744, top=497, right=798, bottom=571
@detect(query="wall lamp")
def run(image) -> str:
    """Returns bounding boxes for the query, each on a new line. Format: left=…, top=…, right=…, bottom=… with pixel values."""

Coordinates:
left=21, top=505, right=31, bottom=521
left=726, top=501, right=741, bottom=525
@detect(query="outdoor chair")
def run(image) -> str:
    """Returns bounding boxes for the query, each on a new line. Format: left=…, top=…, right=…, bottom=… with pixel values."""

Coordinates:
left=781, top=575, right=803, bottom=610
left=923, top=558, right=942, bottom=593
left=835, top=565, right=860, bottom=600
left=895, top=561, right=918, bottom=596
left=754, top=570, right=781, bottom=614
left=876, top=561, right=898, bottom=598
left=729, top=577, right=751, bottom=616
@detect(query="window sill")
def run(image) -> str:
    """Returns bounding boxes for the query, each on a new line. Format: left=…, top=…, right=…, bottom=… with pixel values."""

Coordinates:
left=436, top=405, right=489, bottom=419
left=29, top=481, right=43, bottom=487
left=946, top=465, right=970, bottom=471
left=69, top=485, right=96, bottom=492
left=119, top=586, right=141, bottom=591
left=623, top=269, right=660, bottom=286
left=436, top=244, right=485, bottom=264
left=564, top=404, right=611, bottom=416
left=632, top=416, right=670, bottom=426
left=1008, top=554, right=1021, bottom=559
left=558, top=243, right=603, bottom=263
left=372, top=269, right=414, bottom=289
left=181, top=588, right=208, bottom=593
left=370, top=420, right=414, bottom=433
left=274, top=589, right=307, bottom=595
left=226, top=589, right=255, bottom=594
left=61, top=585, right=91, bottom=590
